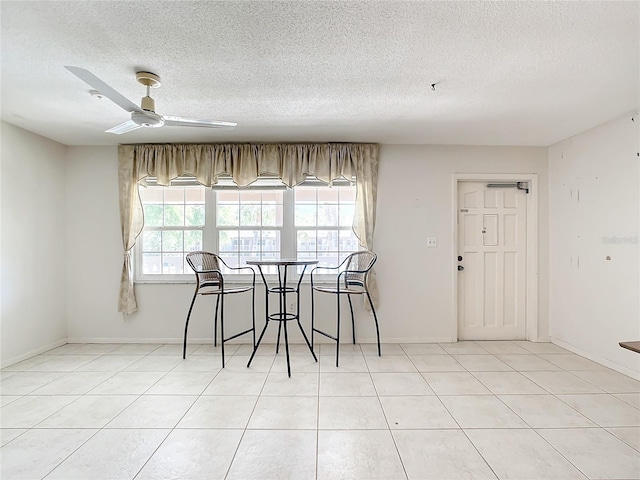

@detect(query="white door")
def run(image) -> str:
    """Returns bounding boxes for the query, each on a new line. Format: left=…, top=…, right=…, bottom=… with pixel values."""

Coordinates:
left=457, top=181, right=527, bottom=340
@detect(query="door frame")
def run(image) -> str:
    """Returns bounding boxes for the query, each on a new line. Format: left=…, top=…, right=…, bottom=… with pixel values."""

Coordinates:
left=452, top=173, right=539, bottom=342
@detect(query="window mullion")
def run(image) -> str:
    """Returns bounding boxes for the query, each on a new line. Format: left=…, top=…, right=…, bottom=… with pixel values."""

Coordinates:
left=205, top=187, right=217, bottom=253
left=282, top=187, right=295, bottom=259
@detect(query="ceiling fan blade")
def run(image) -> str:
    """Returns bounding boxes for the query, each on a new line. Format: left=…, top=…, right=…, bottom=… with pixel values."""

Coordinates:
left=65, top=66, right=143, bottom=113
left=163, top=116, right=237, bottom=128
left=105, top=120, right=142, bottom=135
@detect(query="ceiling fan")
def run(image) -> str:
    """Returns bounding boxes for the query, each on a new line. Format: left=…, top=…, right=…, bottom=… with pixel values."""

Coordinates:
left=64, top=66, right=237, bottom=134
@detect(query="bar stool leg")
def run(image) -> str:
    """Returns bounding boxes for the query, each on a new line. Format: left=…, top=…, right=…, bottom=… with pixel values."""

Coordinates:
left=347, top=294, right=355, bottom=344
left=336, top=293, right=341, bottom=367
left=276, top=321, right=282, bottom=354
left=297, top=319, right=318, bottom=361
left=251, top=287, right=256, bottom=348
left=310, top=288, right=316, bottom=350
left=283, top=316, right=291, bottom=377
left=220, top=294, right=225, bottom=368
left=366, top=291, right=381, bottom=357
left=248, top=320, right=270, bottom=368
left=213, top=295, right=220, bottom=347
left=183, top=293, right=198, bottom=359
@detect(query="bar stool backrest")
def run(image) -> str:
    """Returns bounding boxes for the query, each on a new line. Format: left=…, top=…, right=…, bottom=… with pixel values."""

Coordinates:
left=186, top=251, right=223, bottom=289
left=344, top=251, right=377, bottom=289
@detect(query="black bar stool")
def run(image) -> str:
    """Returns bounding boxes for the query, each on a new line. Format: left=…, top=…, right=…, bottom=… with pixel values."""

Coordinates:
left=310, top=251, right=380, bottom=367
left=183, top=251, right=255, bottom=367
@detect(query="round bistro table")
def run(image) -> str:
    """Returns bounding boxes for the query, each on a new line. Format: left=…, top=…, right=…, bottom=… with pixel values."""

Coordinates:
left=246, top=259, right=318, bottom=377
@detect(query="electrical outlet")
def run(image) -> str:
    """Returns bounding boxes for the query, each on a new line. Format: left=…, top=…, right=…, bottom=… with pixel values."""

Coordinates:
left=427, top=237, right=437, bottom=247
left=289, top=301, right=295, bottom=311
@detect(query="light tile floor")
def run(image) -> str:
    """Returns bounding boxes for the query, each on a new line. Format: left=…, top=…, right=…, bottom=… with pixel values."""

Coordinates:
left=1, top=341, right=639, bottom=480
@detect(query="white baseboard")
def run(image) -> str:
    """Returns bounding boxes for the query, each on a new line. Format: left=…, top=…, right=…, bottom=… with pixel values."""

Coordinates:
left=372, top=337, right=458, bottom=344
left=1, top=338, right=67, bottom=369
left=66, top=337, right=185, bottom=344
left=66, top=336, right=457, bottom=345
left=530, top=335, right=551, bottom=342
left=551, top=337, right=640, bottom=381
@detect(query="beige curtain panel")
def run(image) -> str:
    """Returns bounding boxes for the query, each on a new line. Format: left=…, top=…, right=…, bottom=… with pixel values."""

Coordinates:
left=117, top=143, right=379, bottom=315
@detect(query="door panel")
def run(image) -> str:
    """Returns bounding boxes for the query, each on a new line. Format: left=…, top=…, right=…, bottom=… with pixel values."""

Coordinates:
left=457, top=181, right=527, bottom=340
left=483, top=215, right=499, bottom=246
left=504, top=251, right=518, bottom=327
left=484, top=251, right=498, bottom=325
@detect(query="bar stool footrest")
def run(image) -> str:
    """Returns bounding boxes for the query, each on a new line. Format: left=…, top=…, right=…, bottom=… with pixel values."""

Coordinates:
left=224, top=328, right=254, bottom=342
left=313, top=328, right=337, bottom=342
left=268, top=313, right=298, bottom=322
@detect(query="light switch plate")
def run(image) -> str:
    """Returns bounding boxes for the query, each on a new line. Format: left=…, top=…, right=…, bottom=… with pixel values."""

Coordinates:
left=427, top=237, right=437, bottom=247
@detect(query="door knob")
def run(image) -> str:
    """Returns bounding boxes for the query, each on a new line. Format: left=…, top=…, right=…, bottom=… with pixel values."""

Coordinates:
left=458, top=265, right=464, bottom=271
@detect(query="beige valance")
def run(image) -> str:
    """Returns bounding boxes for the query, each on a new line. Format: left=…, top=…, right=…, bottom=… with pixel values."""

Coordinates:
left=117, top=143, right=379, bottom=315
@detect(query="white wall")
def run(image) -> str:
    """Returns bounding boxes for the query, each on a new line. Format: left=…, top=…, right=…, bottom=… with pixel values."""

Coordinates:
left=64, top=146, right=122, bottom=341
left=1, top=122, right=68, bottom=366
left=549, top=112, right=640, bottom=377
left=64, top=144, right=549, bottom=345
left=375, top=145, right=548, bottom=342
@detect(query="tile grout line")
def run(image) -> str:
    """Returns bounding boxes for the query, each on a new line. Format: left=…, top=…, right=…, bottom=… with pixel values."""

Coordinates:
left=315, top=343, right=322, bottom=480
left=603, top=426, right=640, bottom=454
left=222, top=353, right=272, bottom=480
left=130, top=352, right=226, bottom=480
left=370, top=344, right=409, bottom=480
left=38, top=428, right=103, bottom=480
left=30, top=345, right=140, bottom=480
left=432, top=341, right=592, bottom=480
left=67, top=345, right=175, bottom=479
left=477, top=346, right=630, bottom=480
left=528, top=426, right=592, bottom=479
left=430, top=364, right=501, bottom=480
left=11, top=343, right=200, bottom=479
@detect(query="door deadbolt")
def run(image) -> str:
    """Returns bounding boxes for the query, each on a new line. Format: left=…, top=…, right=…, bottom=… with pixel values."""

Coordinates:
left=458, top=255, right=463, bottom=261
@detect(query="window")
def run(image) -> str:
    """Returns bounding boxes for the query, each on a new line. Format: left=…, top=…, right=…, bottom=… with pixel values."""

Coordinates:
left=136, top=178, right=358, bottom=281
left=138, top=184, right=205, bottom=279
left=294, top=185, right=358, bottom=269
left=216, top=189, right=284, bottom=274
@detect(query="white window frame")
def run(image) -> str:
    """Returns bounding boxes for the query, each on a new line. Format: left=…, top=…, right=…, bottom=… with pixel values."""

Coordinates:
left=135, top=178, right=209, bottom=283
left=291, top=181, right=360, bottom=268
left=134, top=176, right=359, bottom=284
left=212, top=181, right=287, bottom=275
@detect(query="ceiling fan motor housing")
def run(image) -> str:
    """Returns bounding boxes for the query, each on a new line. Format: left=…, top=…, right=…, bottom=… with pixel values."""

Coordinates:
left=132, top=110, right=164, bottom=128
left=141, top=95, right=156, bottom=112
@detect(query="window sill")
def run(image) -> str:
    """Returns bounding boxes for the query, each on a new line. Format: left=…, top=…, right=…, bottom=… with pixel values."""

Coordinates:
left=134, top=276, right=339, bottom=285
left=134, top=280, right=195, bottom=285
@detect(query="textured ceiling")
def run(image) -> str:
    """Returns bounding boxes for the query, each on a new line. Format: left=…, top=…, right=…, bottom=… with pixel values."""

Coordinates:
left=1, top=1, right=638, bottom=146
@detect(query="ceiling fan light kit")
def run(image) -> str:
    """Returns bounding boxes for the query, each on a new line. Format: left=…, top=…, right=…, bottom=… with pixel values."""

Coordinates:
left=64, top=66, right=237, bottom=134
